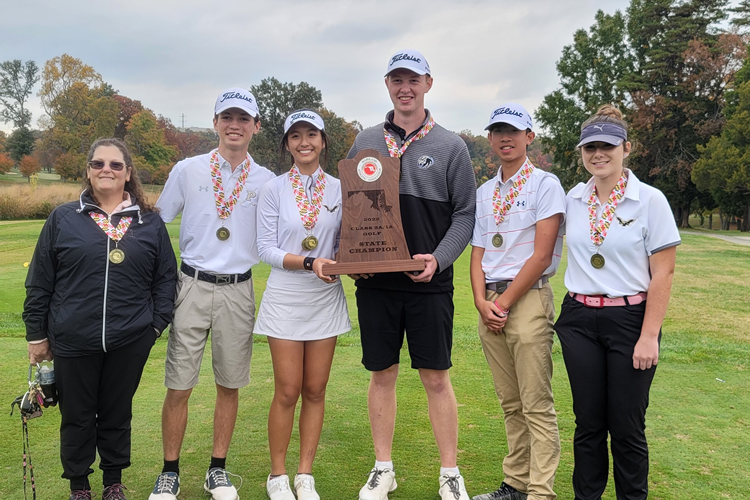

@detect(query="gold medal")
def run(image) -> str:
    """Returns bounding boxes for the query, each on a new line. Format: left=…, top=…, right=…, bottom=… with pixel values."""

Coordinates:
left=216, top=227, right=230, bottom=241
left=492, top=233, right=503, bottom=248
left=109, top=248, right=125, bottom=264
left=301, top=235, right=319, bottom=251
left=590, top=253, right=605, bottom=269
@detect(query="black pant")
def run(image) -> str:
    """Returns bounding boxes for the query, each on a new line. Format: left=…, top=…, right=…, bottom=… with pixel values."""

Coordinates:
left=55, top=331, right=154, bottom=488
left=555, top=294, right=658, bottom=500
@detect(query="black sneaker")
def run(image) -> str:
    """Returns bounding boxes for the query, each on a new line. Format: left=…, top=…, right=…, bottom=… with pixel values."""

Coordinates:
left=69, top=490, right=93, bottom=500
left=471, top=482, right=527, bottom=500
left=102, top=483, right=128, bottom=500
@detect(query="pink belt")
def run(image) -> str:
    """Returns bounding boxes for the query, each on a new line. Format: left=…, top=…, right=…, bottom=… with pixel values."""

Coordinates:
left=569, top=291, right=647, bottom=308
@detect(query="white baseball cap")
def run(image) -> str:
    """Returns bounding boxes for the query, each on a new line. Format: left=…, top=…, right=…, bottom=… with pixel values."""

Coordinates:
left=485, top=103, right=533, bottom=132
left=214, top=87, right=260, bottom=118
left=385, top=49, right=431, bottom=77
left=284, top=110, right=325, bottom=134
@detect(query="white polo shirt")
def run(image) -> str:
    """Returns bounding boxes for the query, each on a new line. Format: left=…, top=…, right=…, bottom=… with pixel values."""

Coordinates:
left=256, top=168, right=343, bottom=270
left=564, top=170, right=681, bottom=297
left=156, top=150, right=275, bottom=274
left=472, top=161, right=566, bottom=282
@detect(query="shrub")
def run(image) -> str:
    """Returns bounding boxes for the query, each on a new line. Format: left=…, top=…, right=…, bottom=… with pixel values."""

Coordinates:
left=19, top=155, right=41, bottom=179
left=0, top=152, right=13, bottom=174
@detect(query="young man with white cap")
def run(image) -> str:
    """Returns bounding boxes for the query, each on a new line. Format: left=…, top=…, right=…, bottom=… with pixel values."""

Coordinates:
left=469, top=104, right=565, bottom=500
left=347, top=49, right=476, bottom=500
left=149, top=88, right=275, bottom=500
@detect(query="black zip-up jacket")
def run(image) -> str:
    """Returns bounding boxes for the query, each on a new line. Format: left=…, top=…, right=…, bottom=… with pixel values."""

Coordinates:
left=23, top=191, right=177, bottom=356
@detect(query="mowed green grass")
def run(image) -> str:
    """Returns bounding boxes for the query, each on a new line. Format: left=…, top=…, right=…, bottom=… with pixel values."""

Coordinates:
left=0, top=221, right=748, bottom=500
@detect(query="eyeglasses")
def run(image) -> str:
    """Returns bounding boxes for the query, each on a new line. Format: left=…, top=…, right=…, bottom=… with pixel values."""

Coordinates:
left=88, top=160, right=127, bottom=171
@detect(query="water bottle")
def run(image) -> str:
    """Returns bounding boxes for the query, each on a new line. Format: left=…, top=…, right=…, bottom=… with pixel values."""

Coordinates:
left=38, top=360, right=58, bottom=407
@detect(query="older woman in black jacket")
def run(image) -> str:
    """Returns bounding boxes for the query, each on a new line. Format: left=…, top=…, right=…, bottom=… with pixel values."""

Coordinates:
left=24, top=138, right=177, bottom=500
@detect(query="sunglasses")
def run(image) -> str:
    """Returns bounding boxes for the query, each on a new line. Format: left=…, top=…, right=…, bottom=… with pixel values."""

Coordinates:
left=88, top=160, right=127, bottom=171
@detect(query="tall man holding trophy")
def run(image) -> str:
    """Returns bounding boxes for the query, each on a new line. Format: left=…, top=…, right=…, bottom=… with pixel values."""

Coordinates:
left=346, top=50, right=476, bottom=500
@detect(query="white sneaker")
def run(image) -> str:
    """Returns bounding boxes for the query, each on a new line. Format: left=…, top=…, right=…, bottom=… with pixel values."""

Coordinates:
left=359, top=467, right=397, bottom=500
left=439, top=473, right=470, bottom=500
left=266, top=474, right=295, bottom=500
left=204, top=467, right=239, bottom=500
left=294, top=474, right=320, bottom=500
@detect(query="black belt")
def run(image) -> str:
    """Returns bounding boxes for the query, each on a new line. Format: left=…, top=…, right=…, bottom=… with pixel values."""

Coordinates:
left=180, top=262, right=252, bottom=285
left=486, top=276, right=549, bottom=293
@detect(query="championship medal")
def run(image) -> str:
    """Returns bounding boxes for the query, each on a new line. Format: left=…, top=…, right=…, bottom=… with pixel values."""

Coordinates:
left=209, top=149, right=251, bottom=235
left=491, top=160, right=535, bottom=247
left=90, top=212, right=133, bottom=265
left=384, top=116, right=435, bottom=158
left=590, top=253, right=605, bottom=269
left=290, top=166, right=326, bottom=251
left=109, top=248, right=125, bottom=264
left=216, top=227, right=231, bottom=241
left=588, top=173, right=628, bottom=267
left=302, top=235, right=319, bottom=251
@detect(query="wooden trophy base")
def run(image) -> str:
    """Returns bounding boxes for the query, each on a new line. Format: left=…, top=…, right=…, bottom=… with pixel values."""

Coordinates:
left=322, top=259, right=425, bottom=275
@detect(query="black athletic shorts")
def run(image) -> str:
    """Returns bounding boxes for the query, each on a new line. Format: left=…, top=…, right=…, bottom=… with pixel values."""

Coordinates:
left=355, top=287, right=454, bottom=371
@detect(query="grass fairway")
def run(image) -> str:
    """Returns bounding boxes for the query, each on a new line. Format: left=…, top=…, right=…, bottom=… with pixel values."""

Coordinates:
left=1, top=221, right=748, bottom=500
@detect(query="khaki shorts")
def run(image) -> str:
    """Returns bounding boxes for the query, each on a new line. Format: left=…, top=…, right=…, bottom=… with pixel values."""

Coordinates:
left=165, top=271, right=255, bottom=390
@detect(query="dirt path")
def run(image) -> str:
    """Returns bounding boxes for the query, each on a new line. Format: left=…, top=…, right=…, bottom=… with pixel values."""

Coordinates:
left=681, top=230, right=750, bottom=246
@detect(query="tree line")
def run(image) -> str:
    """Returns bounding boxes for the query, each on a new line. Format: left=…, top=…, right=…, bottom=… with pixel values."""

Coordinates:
left=3, top=0, right=750, bottom=231
left=536, top=0, right=750, bottom=231
left=0, top=55, right=362, bottom=185
left=0, top=52, right=551, bottom=189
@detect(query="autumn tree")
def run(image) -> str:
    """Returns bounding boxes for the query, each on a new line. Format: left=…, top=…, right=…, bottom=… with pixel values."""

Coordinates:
left=19, top=154, right=41, bottom=180
left=54, top=151, right=86, bottom=181
left=0, top=152, right=13, bottom=174
left=250, top=78, right=323, bottom=173
left=694, top=53, right=750, bottom=231
left=317, top=107, right=361, bottom=177
left=622, top=0, right=745, bottom=227
left=157, top=116, right=217, bottom=160
left=37, top=55, right=119, bottom=157
left=459, top=131, right=495, bottom=184
left=536, top=10, right=634, bottom=190
left=39, top=54, right=101, bottom=119
left=126, top=110, right=177, bottom=182
left=113, top=94, right=144, bottom=139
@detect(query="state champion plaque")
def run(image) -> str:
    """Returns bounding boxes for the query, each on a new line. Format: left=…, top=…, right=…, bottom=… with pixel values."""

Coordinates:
left=321, top=149, right=425, bottom=275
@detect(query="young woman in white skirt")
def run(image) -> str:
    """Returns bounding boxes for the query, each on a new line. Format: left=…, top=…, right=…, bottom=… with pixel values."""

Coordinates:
left=255, top=109, right=351, bottom=500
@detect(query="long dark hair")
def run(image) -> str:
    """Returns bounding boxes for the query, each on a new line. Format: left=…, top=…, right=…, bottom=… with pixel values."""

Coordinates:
left=82, top=138, right=156, bottom=212
left=278, top=110, right=330, bottom=170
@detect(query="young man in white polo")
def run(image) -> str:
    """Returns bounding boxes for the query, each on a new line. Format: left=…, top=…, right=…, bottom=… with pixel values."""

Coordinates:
left=469, top=104, right=565, bottom=500
left=149, top=88, right=275, bottom=500
left=347, top=50, right=476, bottom=500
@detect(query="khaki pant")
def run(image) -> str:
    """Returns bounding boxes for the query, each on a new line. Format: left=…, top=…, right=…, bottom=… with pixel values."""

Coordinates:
left=478, top=284, right=560, bottom=500
left=165, top=271, right=255, bottom=390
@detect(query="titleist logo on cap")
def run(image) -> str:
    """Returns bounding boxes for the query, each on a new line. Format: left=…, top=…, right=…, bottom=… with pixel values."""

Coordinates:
left=220, top=92, right=254, bottom=104
left=390, top=53, right=421, bottom=66
left=290, top=111, right=317, bottom=122
left=491, top=107, right=525, bottom=120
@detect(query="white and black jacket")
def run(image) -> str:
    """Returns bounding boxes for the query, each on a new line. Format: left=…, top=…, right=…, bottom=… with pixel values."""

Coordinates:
left=23, top=191, right=177, bottom=357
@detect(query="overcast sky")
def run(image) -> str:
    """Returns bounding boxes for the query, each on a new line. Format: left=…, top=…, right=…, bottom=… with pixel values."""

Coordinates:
left=1, top=0, right=632, bottom=137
